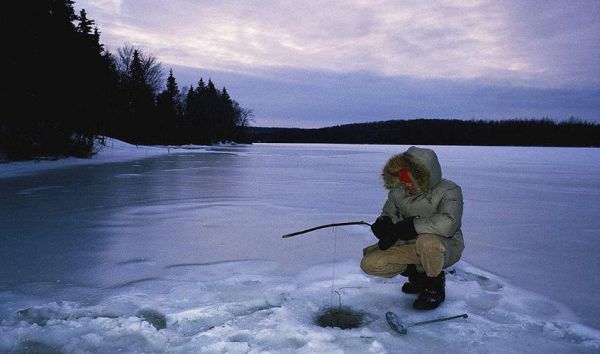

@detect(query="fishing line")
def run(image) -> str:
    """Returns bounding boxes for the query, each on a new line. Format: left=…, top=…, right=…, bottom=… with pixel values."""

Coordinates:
left=330, top=226, right=338, bottom=309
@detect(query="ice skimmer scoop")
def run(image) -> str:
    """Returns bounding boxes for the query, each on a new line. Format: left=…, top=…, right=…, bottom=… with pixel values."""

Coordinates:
left=386, top=311, right=468, bottom=335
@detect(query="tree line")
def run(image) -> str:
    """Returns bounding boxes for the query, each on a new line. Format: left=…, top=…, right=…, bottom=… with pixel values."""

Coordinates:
left=1, top=0, right=251, bottom=161
left=249, top=118, right=600, bottom=147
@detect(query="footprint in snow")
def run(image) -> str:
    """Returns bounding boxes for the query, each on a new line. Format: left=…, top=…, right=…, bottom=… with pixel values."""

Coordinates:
left=448, top=268, right=503, bottom=292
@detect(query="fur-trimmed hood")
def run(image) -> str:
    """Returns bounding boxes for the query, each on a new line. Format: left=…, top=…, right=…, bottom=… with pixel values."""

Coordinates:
left=382, top=146, right=442, bottom=192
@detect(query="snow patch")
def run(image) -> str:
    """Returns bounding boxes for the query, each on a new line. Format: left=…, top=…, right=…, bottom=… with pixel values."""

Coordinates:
left=0, top=137, right=213, bottom=179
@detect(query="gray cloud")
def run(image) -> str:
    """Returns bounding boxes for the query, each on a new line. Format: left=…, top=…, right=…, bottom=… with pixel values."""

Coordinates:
left=78, top=0, right=600, bottom=88
left=500, top=0, right=600, bottom=89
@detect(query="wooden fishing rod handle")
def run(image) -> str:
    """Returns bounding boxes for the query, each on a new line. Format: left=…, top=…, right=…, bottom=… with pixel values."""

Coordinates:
left=282, top=221, right=372, bottom=238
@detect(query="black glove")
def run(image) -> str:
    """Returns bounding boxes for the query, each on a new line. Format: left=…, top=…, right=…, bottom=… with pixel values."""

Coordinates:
left=392, top=216, right=418, bottom=241
left=371, top=216, right=394, bottom=240
left=377, top=217, right=418, bottom=251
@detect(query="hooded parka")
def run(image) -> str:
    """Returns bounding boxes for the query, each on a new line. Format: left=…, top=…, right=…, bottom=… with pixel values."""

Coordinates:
left=379, top=146, right=464, bottom=266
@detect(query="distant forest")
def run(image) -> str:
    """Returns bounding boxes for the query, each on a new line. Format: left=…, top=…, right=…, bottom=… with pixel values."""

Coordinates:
left=2, top=1, right=252, bottom=161
left=250, top=118, right=600, bottom=147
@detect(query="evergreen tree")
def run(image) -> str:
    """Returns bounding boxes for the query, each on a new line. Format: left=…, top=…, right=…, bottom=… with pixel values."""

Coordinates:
left=220, top=87, right=236, bottom=141
left=166, top=69, right=179, bottom=98
left=206, top=79, right=219, bottom=142
left=75, top=10, right=103, bottom=54
left=207, top=79, right=217, bottom=95
left=183, top=86, right=197, bottom=143
left=3, top=1, right=116, bottom=159
left=185, top=86, right=196, bottom=118
left=76, top=9, right=94, bottom=35
left=92, top=27, right=104, bottom=54
left=196, top=78, right=206, bottom=93
left=129, top=50, right=144, bottom=85
left=156, top=69, right=181, bottom=143
left=116, top=44, right=164, bottom=94
left=125, top=50, right=157, bottom=143
left=192, top=78, right=208, bottom=143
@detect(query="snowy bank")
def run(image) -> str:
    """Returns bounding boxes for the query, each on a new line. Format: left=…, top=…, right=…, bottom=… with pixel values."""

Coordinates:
left=0, top=137, right=212, bottom=179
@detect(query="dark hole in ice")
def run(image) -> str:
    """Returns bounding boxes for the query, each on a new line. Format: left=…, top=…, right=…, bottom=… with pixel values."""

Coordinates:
left=315, top=306, right=364, bottom=329
left=136, top=308, right=167, bottom=330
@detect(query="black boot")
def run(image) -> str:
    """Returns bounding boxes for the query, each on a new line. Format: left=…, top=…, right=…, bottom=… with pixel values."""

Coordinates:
left=400, top=265, right=426, bottom=294
left=412, top=271, right=445, bottom=310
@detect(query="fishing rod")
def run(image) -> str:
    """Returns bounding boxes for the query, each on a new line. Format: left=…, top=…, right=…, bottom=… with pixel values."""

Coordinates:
left=282, top=221, right=372, bottom=238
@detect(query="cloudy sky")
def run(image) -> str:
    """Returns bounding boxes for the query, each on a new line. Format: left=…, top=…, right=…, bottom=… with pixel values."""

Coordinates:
left=77, top=0, right=600, bottom=127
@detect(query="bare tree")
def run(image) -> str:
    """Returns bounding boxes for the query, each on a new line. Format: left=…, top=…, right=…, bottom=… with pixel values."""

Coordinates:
left=232, top=101, right=254, bottom=129
left=116, top=43, right=164, bottom=94
left=116, top=44, right=134, bottom=75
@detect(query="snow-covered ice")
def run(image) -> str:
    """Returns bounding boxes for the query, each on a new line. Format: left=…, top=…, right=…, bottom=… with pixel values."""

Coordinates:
left=1, top=142, right=599, bottom=353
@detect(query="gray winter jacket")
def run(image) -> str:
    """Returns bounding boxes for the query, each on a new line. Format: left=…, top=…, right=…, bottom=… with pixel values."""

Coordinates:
left=380, top=146, right=465, bottom=250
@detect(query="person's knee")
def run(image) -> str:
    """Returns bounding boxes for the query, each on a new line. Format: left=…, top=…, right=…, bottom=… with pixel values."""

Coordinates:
left=415, top=234, right=445, bottom=255
left=360, top=253, right=381, bottom=275
left=360, top=253, right=399, bottom=277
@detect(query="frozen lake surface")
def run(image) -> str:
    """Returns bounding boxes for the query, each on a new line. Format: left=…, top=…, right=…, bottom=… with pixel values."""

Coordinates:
left=1, top=143, right=599, bottom=353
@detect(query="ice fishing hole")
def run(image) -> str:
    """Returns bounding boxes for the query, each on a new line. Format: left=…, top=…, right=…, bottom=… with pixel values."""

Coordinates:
left=315, top=307, right=365, bottom=329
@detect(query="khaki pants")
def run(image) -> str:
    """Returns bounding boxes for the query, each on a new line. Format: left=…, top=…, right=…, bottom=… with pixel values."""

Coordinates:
left=360, top=234, right=463, bottom=278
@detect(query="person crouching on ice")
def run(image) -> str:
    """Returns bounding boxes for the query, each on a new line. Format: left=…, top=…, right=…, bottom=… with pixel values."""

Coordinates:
left=361, top=146, right=465, bottom=310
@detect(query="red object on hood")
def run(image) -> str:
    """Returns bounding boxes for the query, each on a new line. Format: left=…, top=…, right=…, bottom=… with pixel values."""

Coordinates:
left=399, top=168, right=412, bottom=184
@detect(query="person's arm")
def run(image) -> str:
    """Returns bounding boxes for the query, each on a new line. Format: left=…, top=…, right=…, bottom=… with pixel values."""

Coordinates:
left=371, top=191, right=397, bottom=242
left=413, top=186, right=463, bottom=238
left=380, top=189, right=405, bottom=223
left=374, top=190, right=410, bottom=250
